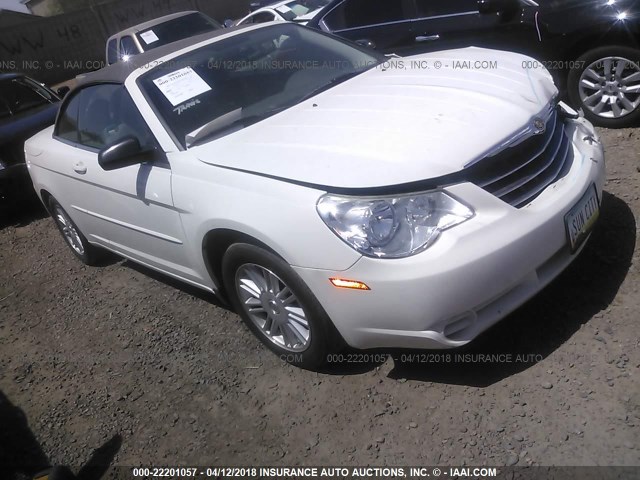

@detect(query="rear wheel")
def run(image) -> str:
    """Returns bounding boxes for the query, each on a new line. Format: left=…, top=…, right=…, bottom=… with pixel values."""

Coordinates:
left=49, top=198, right=104, bottom=266
left=568, top=46, right=640, bottom=128
left=222, top=243, right=342, bottom=369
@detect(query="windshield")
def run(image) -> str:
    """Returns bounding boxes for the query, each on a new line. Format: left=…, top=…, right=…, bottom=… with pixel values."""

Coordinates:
left=279, top=0, right=331, bottom=19
left=138, top=24, right=384, bottom=148
left=0, top=77, right=56, bottom=117
left=135, top=12, right=222, bottom=51
left=296, top=0, right=332, bottom=9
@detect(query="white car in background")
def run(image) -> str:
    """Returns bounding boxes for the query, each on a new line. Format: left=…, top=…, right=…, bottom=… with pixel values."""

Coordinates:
left=235, top=0, right=330, bottom=26
left=105, top=11, right=222, bottom=65
left=25, top=24, right=605, bottom=369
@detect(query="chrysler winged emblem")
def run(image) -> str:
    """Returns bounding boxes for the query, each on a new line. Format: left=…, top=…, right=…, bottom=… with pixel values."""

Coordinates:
left=532, top=117, right=546, bottom=135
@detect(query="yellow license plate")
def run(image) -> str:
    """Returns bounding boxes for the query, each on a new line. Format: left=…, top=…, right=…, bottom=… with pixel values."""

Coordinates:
left=565, top=184, right=600, bottom=252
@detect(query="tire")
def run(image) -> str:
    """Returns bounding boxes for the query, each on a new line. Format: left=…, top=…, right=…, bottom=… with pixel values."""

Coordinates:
left=222, top=243, right=343, bottom=370
left=48, top=197, right=104, bottom=266
left=568, top=46, right=640, bottom=128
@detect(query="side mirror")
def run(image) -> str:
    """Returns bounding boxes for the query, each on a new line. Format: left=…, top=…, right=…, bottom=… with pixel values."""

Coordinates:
left=355, top=38, right=377, bottom=50
left=478, top=0, right=518, bottom=14
left=98, top=136, right=150, bottom=171
left=223, top=19, right=235, bottom=28
left=56, top=86, right=71, bottom=98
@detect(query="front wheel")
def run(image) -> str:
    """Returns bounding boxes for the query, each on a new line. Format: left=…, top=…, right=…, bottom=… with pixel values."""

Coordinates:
left=222, top=243, right=343, bottom=369
left=568, top=46, right=640, bottom=128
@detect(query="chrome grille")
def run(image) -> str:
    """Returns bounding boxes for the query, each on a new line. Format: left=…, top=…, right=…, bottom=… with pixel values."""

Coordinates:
left=468, top=110, right=573, bottom=208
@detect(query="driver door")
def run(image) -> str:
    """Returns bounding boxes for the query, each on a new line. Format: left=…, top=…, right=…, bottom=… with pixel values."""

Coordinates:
left=408, top=0, right=538, bottom=55
left=319, top=0, right=416, bottom=54
left=53, top=83, right=199, bottom=283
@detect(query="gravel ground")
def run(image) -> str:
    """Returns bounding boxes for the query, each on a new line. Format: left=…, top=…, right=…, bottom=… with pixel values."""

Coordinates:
left=0, top=127, right=639, bottom=478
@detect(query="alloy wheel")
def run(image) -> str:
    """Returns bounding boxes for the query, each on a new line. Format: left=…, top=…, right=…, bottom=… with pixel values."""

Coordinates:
left=579, top=56, right=640, bottom=119
left=54, top=206, right=85, bottom=256
left=235, top=264, right=311, bottom=352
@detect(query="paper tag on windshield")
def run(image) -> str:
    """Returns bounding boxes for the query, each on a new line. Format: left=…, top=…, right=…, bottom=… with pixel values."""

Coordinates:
left=153, top=67, right=211, bottom=107
left=139, top=30, right=159, bottom=44
left=275, top=5, right=292, bottom=13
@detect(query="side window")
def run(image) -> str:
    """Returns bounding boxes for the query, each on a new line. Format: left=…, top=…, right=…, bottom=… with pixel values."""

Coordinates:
left=253, top=11, right=277, bottom=23
left=1, top=78, right=50, bottom=114
left=413, top=0, right=479, bottom=18
left=119, top=35, right=138, bottom=59
left=57, top=84, right=155, bottom=151
left=55, top=91, right=81, bottom=143
left=105, top=88, right=156, bottom=150
left=241, top=11, right=276, bottom=24
left=323, top=0, right=408, bottom=30
left=107, top=39, right=118, bottom=65
left=76, top=84, right=120, bottom=149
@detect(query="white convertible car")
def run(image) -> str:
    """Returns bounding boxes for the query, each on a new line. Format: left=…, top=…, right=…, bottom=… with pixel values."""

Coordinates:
left=25, top=23, right=605, bottom=369
left=235, top=0, right=330, bottom=26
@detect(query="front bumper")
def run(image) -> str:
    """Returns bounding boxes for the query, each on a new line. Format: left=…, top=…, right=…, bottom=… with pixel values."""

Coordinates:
left=294, top=117, right=606, bottom=350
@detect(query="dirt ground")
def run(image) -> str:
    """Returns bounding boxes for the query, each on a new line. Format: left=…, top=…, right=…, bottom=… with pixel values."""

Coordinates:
left=0, top=127, right=639, bottom=477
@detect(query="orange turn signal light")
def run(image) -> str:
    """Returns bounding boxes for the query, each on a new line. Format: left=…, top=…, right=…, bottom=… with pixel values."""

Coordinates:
left=330, top=278, right=370, bottom=290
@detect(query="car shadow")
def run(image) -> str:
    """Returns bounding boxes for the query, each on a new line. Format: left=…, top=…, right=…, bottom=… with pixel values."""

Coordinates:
left=0, top=199, right=48, bottom=231
left=0, top=198, right=121, bottom=267
left=0, top=390, right=123, bottom=480
left=384, top=191, right=635, bottom=386
left=122, top=260, right=231, bottom=311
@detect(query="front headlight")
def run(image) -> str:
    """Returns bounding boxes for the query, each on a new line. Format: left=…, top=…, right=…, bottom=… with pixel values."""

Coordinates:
left=317, top=191, right=474, bottom=259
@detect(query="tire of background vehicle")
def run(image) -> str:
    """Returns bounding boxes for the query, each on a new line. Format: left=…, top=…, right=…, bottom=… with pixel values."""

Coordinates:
left=48, top=197, right=104, bottom=266
left=222, top=243, right=343, bottom=370
left=568, top=45, right=640, bottom=128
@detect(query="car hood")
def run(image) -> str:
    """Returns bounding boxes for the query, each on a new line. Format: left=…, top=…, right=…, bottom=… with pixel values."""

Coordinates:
left=195, top=48, right=557, bottom=190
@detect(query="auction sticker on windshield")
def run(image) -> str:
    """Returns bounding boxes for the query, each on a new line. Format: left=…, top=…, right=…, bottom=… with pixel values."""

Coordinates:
left=276, top=5, right=293, bottom=13
left=565, top=184, right=599, bottom=252
left=140, top=30, right=159, bottom=44
left=153, top=67, right=211, bottom=106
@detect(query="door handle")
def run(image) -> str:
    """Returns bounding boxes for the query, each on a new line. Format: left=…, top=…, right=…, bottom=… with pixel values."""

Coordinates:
left=415, top=34, right=440, bottom=42
left=355, top=38, right=377, bottom=49
left=73, top=162, right=87, bottom=174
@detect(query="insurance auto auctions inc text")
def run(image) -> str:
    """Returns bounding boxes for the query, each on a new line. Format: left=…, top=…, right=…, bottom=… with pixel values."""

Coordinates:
left=253, top=467, right=498, bottom=478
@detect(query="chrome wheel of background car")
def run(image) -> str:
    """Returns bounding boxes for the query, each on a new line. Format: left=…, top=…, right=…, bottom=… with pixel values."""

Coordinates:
left=235, top=263, right=311, bottom=352
left=579, top=56, right=640, bottom=119
left=53, top=205, right=85, bottom=256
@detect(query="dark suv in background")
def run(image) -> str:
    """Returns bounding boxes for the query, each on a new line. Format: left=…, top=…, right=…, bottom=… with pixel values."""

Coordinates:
left=0, top=74, right=60, bottom=209
left=307, top=0, right=640, bottom=128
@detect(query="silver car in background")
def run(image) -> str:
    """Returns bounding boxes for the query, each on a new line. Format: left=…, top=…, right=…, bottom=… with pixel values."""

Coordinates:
left=105, top=11, right=222, bottom=65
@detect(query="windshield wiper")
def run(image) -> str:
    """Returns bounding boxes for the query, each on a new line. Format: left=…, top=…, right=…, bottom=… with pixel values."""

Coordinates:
left=297, top=71, right=363, bottom=103
left=185, top=106, right=288, bottom=148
